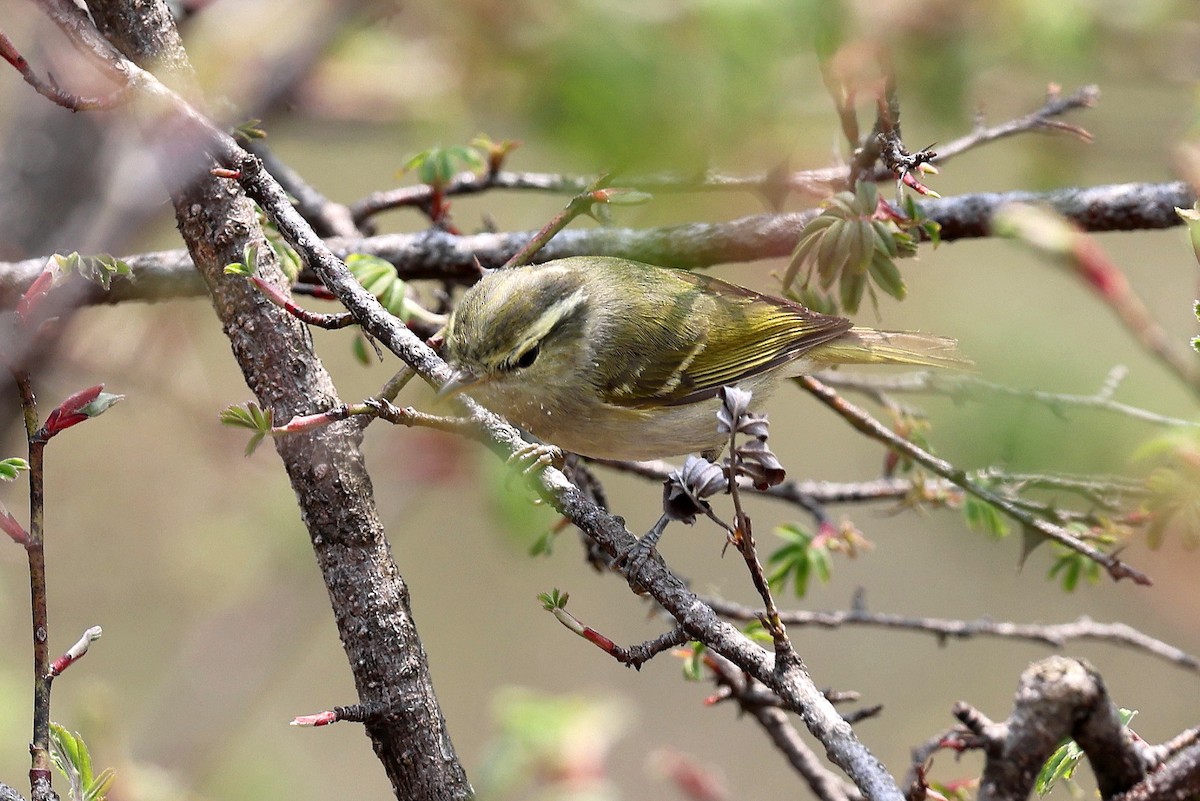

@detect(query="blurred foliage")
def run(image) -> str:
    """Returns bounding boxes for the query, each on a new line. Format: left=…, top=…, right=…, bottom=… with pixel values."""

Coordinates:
left=1134, top=428, right=1200, bottom=549
left=477, top=689, right=627, bottom=801
left=50, top=253, right=132, bottom=292
left=403, top=144, right=485, bottom=187
left=962, top=492, right=1011, bottom=540
left=1048, top=539, right=1104, bottom=591
left=308, top=0, right=1196, bottom=174
left=482, top=451, right=560, bottom=552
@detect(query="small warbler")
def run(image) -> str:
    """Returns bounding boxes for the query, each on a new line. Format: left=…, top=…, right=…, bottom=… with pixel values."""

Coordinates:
left=441, top=256, right=964, bottom=461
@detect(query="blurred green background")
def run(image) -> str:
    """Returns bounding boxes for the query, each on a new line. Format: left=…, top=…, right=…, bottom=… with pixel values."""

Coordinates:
left=1, top=0, right=1198, bottom=799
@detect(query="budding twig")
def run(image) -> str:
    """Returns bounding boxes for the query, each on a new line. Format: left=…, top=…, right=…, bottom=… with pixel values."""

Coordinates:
left=46, top=626, right=102, bottom=679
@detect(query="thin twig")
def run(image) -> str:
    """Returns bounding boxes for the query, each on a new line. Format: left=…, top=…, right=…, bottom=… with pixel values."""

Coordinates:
left=798, top=375, right=1151, bottom=585
left=0, top=30, right=132, bottom=110
left=704, top=598, right=1200, bottom=674
left=916, top=84, right=1098, bottom=166
left=707, top=652, right=863, bottom=801
left=817, top=367, right=1200, bottom=430
left=349, top=85, right=1102, bottom=222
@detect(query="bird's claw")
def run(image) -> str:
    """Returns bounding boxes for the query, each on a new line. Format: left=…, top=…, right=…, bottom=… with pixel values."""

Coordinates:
left=507, top=441, right=565, bottom=475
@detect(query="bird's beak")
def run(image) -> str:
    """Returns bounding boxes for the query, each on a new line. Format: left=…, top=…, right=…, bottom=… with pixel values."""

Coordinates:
left=437, top=366, right=481, bottom=400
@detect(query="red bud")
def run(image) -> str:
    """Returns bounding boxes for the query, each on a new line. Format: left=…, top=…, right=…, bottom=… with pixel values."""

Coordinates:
left=15, top=270, right=54, bottom=321
left=0, top=509, right=28, bottom=544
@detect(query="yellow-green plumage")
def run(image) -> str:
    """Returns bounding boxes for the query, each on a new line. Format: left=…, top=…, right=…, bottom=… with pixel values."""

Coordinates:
left=442, top=256, right=964, bottom=460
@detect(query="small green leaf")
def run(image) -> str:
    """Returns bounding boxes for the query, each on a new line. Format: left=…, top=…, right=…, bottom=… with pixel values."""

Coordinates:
left=824, top=190, right=858, bottom=217
left=405, top=144, right=485, bottom=187
left=50, top=252, right=133, bottom=290
left=767, top=523, right=831, bottom=597
left=1035, top=709, right=1136, bottom=796
left=223, top=244, right=260, bottom=277
left=352, top=334, right=373, bottom=365
left=529, top=530, right=555, bottom=556
left=537, top=588, right=568, bottom=610
left=50, top=722, right=114, bottom=801
left=868, top=250, right=907, bottom=301
left=793, top=284, right=837, bottom=315
left=838, top=255, right=867, bottom=314
left=818, top=218, right=854, bottom=290
left=347, top=254, right=410, bottom=319
left=854, top=180, right=878, bottom=212
left=218, top=402, right=273, bottom=456
left=234, top=118, right=267, bottom=141
left=1047, top=548, right=1100, bottom=592
left=682, top=642, right=706, bottom=681
left=0, top=457, right=30, bottom=481
left=871, top=219, right=900, bottom=258
left=1034, top=738, right=1083, bottom=796
left=741, top=620, right=773, bottom=644
left=87, top=768, right=115, bottom=801
left=963, top=495, right=1010, bottom=539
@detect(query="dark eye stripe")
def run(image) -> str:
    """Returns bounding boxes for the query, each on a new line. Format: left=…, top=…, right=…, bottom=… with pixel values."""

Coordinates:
left=514, top=344, right=540, bottom=369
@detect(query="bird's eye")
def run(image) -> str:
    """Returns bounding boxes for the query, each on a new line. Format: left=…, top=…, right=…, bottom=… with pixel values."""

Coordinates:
left=515, top=344, right=540, bottom=369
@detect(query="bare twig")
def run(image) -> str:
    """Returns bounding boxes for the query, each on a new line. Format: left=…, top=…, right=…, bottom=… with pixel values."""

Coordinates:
left=704, top=598, right=1200, bottom=674
left=595, top=457, right=1143, bottom=526
left=350, top=84, right=1102, bottom=222
left=798, top=375, right=1151, bottom=585
left=0, top=30, right=132, bottom=110
left=818, top=367, right=1200, bottom=430
left=707, top=652, right=863, bottom=801
left=920, top=84, right=1098, bottom=166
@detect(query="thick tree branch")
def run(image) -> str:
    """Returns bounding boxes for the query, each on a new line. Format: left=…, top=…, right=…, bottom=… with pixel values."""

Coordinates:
left=22, top=2, right=472, bottom=798
left=969, top=657, right=1148, bottom=801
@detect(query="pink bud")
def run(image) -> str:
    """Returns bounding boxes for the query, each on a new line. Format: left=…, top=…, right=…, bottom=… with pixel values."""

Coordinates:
left=291, top=710, right=339, bottom=727
left=0, top=509, right=28, bottom=545
left=15, top=270, right=54, bottom=321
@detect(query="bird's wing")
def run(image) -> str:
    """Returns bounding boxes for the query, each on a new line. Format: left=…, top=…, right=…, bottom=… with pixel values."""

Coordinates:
left=600, top=270, right=852, bottom=408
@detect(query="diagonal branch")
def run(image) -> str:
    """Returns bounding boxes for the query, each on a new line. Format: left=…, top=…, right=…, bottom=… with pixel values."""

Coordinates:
left=817, top=366, right=1200, bottom=430
left=797, top=375, right=1151, bottom=585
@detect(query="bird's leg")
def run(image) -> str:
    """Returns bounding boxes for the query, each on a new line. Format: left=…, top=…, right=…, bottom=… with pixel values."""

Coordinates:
left=614, top=515, right=670, bottom=582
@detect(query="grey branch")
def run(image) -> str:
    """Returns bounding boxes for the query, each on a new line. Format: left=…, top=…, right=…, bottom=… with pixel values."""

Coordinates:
left=707, top=651, right=863, bottom=801
left=703, top=598, right=1200, bottom=674
left=1, top=181, right=1193, bottom=309
left=969, top=657, right=1149, bottom=801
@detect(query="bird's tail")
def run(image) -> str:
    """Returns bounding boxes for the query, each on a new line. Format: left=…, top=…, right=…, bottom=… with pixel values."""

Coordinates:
left=808, top=327, right=970, bottom=369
